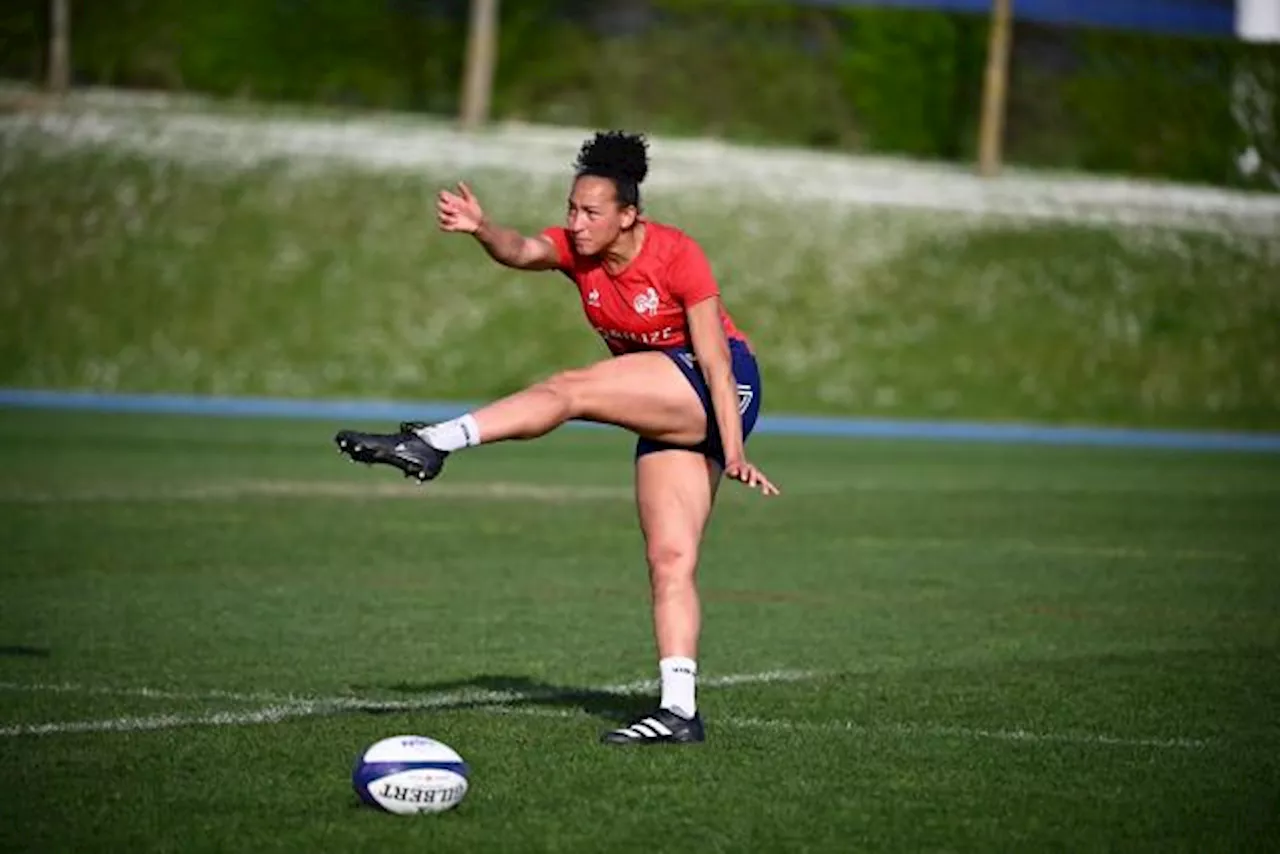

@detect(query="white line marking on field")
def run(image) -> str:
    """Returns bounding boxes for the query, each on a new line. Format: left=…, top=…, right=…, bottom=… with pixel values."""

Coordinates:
left=0, top=670, right=1214, bottom=748
left=0, top=669, right=815, bottom=710
left=0, top=480, right=633, bottom=505
left=722, top=716, right=1213, bottom=750
left=0, top=670, right=818, bottom=737
left=599, top=669, right=817, bottom=695
left=0, top=680, right=306, bottom=704
left=0, top=705, right=317, bottom=737
left=480, top=706, right=1214, bottom=750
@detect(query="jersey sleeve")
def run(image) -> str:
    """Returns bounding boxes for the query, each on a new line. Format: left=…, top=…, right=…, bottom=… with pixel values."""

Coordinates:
left=667, top=235, right=721, bottom=307
left=538, top=226, right=575, bottom=270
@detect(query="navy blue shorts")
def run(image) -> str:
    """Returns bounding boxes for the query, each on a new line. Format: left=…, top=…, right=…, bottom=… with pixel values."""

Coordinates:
left=635, top=337, right=763, bottom=467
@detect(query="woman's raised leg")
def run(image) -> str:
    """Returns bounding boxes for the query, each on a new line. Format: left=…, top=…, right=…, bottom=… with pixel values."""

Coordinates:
left=335, top=351, right=708, bottom=480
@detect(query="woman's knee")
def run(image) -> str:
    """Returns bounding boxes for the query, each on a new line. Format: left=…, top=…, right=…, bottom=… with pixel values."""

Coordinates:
left=646, top=538, right=698, bottom=589
left=537, top=368, right=591, bottom=418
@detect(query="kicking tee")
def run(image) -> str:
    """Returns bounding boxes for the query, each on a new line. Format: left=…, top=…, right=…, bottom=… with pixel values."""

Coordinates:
left=540, top=220, right=748, bottom=355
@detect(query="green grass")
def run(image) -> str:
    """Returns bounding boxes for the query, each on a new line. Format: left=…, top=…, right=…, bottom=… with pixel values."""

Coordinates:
left=2, top=130, right=1279, bottom=429
left=0, top=409, right=1278, bottom=852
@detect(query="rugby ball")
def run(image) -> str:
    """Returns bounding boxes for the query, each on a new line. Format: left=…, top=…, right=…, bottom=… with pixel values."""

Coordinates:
left=352, top=734, right=469, bottom=815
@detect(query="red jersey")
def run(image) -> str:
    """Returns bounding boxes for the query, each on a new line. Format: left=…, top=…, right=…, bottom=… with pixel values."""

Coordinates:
left=540, top=220, right=748, bottom=355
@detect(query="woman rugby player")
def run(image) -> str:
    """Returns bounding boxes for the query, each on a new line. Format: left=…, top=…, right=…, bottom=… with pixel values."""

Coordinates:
left=335, top=131, right=778, bottom=745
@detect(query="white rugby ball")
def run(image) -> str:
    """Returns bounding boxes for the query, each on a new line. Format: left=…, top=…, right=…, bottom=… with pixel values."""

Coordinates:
left=352, top=734, right=469, bottom=815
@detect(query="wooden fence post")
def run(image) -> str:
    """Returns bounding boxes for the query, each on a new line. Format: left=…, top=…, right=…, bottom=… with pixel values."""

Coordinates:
left=977, top=0, right=1013, bottom=177
left=48, top=0, right=70, bottom=95
left=459, top=0, right=499, bottom=131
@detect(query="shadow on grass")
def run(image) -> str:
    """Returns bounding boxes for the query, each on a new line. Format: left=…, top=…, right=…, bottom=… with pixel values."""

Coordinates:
left=0, top=645, right=50, bottom=658
left=348, top=674, right=656, bottom=724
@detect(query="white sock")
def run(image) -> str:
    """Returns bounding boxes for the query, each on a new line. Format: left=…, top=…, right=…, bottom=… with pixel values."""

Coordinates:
left=659, top=656, right=697, bottom=719
left=415, top=414, right=481, bottom=452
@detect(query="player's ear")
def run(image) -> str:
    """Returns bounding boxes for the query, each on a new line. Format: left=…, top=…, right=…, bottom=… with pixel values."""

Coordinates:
left=620, top=204, right=638, bottom=229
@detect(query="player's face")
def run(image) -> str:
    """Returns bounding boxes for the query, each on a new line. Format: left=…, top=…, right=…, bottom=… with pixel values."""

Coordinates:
left=567, top=176, right=636, bottom=256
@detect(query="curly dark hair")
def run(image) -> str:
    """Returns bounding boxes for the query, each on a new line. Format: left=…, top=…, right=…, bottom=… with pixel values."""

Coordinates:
left=573, top=130, right=649, bottom=210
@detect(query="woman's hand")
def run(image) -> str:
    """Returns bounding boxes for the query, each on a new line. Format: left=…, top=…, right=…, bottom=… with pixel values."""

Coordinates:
left=437, top=182, right=485, bottom=234
left=724, top=457, right=780, bottom=496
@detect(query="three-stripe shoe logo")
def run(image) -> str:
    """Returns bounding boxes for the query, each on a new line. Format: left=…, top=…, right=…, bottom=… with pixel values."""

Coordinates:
left=614, top=716, right=674, bottom=740
left=601, top=708, right=705, bottom=744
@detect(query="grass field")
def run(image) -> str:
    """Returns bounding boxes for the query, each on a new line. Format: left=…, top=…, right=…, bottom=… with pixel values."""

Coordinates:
left=1, top=408, right=1277, bottom=852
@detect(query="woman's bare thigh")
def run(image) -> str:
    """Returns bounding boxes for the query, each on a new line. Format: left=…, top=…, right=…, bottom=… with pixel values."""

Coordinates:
left=568, top=351, right=707, bottom=447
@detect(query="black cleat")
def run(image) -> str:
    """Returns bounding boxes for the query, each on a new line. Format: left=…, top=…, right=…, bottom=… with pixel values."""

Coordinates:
left=334, top=422, right=448, bottom=483
left=601, top=708, right=705, bottom=745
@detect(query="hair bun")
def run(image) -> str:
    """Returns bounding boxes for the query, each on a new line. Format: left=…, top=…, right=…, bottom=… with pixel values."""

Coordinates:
left=574, top=131, right=649, bottom=185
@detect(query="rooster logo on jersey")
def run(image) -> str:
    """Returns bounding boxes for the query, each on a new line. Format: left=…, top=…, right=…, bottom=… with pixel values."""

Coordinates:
left=633, top=287, right=660, bottom=317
